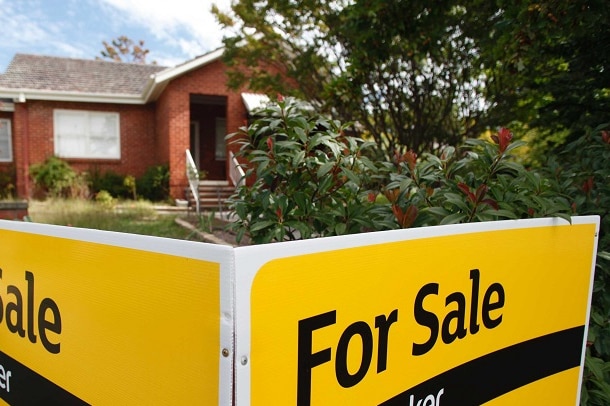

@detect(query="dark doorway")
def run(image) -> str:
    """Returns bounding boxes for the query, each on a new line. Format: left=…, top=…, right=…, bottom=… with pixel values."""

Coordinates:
left=189, top=94, right=227, bottom=180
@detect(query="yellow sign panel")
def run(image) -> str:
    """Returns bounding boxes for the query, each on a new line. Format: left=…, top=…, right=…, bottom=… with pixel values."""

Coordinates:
left=248, top=220, right=598, bottom=405
left=0, top=225, right=226, bottom=405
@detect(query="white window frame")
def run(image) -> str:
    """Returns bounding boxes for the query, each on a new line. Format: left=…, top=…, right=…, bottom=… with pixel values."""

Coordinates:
left=0, top=119, right=12, bottom=162
left=54, top=110, right=120, bottom=159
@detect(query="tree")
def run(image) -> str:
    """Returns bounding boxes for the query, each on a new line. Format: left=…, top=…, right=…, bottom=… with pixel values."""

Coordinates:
left=97, top=36, right=154, bottom=64
left=213, top=1, right=488, bottom=158
left=462, top=0, right=610, bottom=159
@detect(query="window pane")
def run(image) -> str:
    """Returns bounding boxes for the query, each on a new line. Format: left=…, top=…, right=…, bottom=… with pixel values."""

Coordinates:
left=89, top=113, right=119, bottom=158
left=0, top=119, right=12, bottom=161
left=54, top=110, right=120, bottom=159
left=55, top=112, right=87, bottom=157
left=215, top=118, right=226, bottom=160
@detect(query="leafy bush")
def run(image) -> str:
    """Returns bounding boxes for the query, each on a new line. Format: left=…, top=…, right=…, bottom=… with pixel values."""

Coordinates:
left=87, top=168, right=131, bottom=199
left=94, top=190, right=115, bottom=208
left=124, top=175, right=137, bottom=200
left=228, top=98, right=570, bottom=243
left=0, top=165, right=15, bottom=199
left=30, top=156, right=89, bottom=198
left=137, top=164, right=169, bottom=202
left=379, top=128, right=571, bottom=228
left=227, top=98, right=391, bottom=243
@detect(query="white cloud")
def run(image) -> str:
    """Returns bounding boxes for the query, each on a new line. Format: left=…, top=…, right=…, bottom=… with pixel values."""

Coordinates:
left=0, top=1, right=53, bottom=46
left=0, top=0, right=235, bottom=71
left=99, top=0, right=232, bottom=58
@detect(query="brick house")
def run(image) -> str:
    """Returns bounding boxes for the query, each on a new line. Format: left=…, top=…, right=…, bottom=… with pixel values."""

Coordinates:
left=0, top=48, right=260, bottom=203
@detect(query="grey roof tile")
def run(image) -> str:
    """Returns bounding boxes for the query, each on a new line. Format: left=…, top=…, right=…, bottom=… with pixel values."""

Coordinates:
left=0, top=54, right=167, bottom=95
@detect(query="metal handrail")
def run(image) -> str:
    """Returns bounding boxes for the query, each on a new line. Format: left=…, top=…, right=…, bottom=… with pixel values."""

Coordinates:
left=185, top=149, right=200, bottom=215
left=229, top=150, right=246, bottom=188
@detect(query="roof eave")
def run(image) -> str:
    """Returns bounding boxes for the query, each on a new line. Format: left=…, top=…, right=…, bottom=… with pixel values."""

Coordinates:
left=154, top=48, right=224, bottom=83
left=0, top=89, right=146, bottom=105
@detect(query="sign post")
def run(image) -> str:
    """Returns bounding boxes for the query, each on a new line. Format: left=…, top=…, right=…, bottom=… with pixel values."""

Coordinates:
left=234, top=217, right=599, bottom=405
left=0, top=221, right=234, bottom=405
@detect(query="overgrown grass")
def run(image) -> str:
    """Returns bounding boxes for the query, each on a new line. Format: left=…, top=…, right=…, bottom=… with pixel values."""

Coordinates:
left=28, top=199, right=206, bottom=241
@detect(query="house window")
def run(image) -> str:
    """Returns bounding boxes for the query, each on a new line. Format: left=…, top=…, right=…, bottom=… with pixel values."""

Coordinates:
left=0, top=119, right=12, bottom=162
left=54, top=110, right=120, bottom=159
left=215, top=117, right=226, bottom=160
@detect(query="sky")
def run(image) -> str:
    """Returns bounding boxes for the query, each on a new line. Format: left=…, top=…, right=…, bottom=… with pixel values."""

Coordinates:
left=0, top=0, right=233, bottom=72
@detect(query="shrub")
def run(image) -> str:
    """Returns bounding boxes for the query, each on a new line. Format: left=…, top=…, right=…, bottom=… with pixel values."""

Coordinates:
left=94, top=190, right=115, bottom=208
left=228, top=98, right=570, bottom=243
left=0, top=165, right=16, bottom=199
left=137, top=164, right=169, bottom=202
left=378, top=128, right=571, bottom=228
left=87, top=168, right=131, bottom=199
left=124, top=175, right=137, bottom=200
left=30, top=156, right=89, bottom=198
left=227, top=98, right=390, bottom=243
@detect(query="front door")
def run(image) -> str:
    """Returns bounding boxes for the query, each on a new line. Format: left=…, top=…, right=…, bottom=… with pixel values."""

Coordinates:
left=189, top=95, right=227, bottom=180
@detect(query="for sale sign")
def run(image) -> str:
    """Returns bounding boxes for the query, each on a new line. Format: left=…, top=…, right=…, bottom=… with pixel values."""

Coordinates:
left=234, top=217, right=599, bottom=405
left=0, top=217, right=599, bottom=405
left=0, top=221, right=233, bottom=406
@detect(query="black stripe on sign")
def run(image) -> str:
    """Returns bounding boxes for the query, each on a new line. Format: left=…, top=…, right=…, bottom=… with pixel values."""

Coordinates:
left=0, top=350, right=89, bottom=405
left=379, top=325, right=585, bottom=406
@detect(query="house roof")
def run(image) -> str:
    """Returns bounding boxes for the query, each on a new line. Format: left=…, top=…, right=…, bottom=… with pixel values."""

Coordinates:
left=0, top=48, right=225, bottom=104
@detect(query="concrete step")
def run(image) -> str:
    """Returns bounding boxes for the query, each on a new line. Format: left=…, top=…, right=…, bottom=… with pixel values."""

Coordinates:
left=185, top=181, right=235, bottom=210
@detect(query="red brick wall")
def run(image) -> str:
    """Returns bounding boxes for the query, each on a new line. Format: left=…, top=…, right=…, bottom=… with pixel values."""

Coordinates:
left=12, top=100, right=157, bottom=197
left=157, top=59, right=248, bottom=199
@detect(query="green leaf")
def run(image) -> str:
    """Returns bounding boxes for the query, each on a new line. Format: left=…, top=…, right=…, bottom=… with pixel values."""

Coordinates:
left=586, top=356, right=606, bottom=381
left=358, top=155, right=378, bottom=171
left=335, top=222, right=347, bottom=235
left=341, top=167, right=361, bottom=185
left=503, top=140, right=527, bottom=154
left=440, top=213, right=467, bottom=225
left=491, top=209, right=519, bottom=219
left=317, top=161, right=336, bottom=178
left=249, top=220, right=276, bottom=232
left=425, top=206, right=450, bottom=217
left=293, top=150, right=305, bottom=167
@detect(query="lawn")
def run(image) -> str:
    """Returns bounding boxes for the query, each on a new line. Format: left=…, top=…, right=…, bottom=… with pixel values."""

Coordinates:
left=27, top=199, right=211, bottom=242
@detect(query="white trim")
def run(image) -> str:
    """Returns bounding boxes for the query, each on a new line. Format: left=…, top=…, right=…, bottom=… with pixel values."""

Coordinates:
left=154, top=48, right=224, bottom=83
left=0, top=89, right=145, bottom=105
